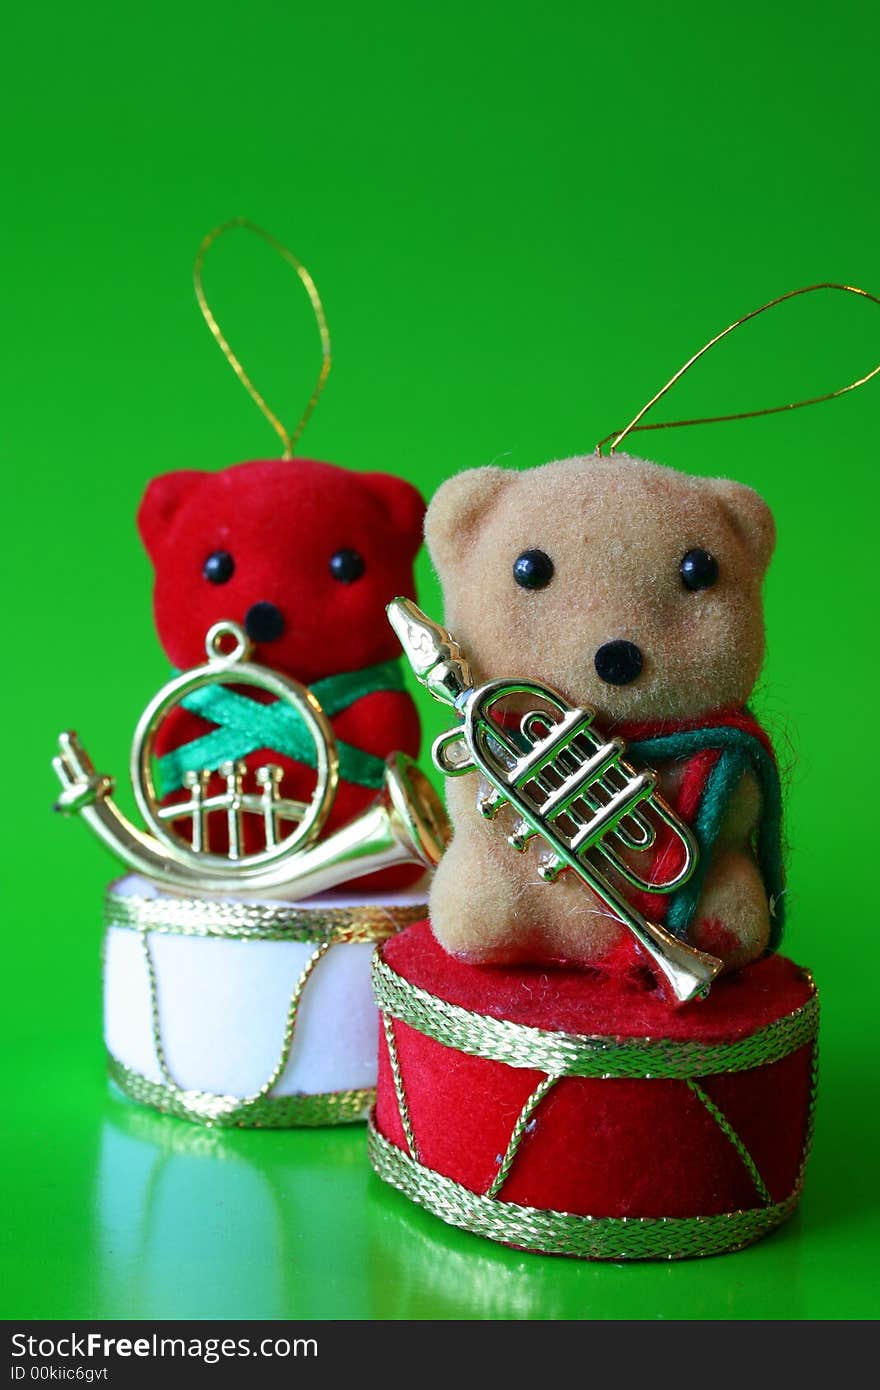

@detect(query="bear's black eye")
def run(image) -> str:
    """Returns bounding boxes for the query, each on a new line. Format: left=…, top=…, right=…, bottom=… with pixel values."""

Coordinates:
left=203, top=550, right=235, bottom=584
left=680, top=548, right=719, bottom=591
left=513, top=549, right=554, bottom=590
left=329, top=548, right=365, bottom=584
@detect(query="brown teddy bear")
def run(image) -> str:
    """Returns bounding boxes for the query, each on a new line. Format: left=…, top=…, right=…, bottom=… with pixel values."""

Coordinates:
left=423, top=453, right=784, bottom=973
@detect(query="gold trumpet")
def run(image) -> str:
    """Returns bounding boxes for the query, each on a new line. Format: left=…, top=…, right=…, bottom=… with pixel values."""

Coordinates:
left=53, top=620, right=450, bottom=897
left=387, top=598, right=723, bottom=1003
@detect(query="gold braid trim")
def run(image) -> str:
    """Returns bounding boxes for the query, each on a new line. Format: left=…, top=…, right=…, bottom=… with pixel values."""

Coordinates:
left=687, top=1080, right=773, bottom=1206
left=138, top=927, right=330, bottom=1102
left=367, top=1120, right=804, bottom=1261
left=486, top=1074, right=560, bottom=1199
left=372, top=950, right=819, bottom=1079
left=244, top=943, right=330, bottom=1100
left=382, top=1014, right=418, bottom=1159
left=108, top=1055, right=373, bottom=1128
left=105, top=886, right=426, bottom=944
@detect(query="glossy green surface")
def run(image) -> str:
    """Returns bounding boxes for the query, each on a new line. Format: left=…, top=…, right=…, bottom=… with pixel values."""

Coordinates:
left=4, top=1042, right=877, bottom=1320
left=3, top=0, right=879, bottom=1321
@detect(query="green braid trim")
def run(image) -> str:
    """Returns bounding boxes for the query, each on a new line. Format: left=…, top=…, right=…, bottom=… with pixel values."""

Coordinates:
left=157, top=658, right=405, bottom=795
left=628, top=725, right=785, bottom=950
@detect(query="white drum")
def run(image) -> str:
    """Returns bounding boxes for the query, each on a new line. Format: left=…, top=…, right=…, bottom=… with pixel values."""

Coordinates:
left=103, top=873, right=429, bottom=1126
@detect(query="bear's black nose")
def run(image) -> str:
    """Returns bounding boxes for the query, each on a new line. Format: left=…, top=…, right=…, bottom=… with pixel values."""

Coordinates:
left=244, top=601, right=286, bottom=643
left=594, top=640, right=643, bottom=686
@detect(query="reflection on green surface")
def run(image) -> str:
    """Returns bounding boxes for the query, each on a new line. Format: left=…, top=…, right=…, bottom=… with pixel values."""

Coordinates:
left=3, top=1021, right=880, bottom=1319
left=98, top=1083, right=811, bottom=1321
left=98, top=1081, right=810, bottom=1320
left=96, top=1096, right=376, bottom=1320
left=367, top=1185, right=808, bottom=1321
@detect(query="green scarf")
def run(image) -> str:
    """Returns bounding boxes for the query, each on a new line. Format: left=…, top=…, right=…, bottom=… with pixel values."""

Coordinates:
left=627, top=719, right=785, bottom=950
left=157, top=658, right=406, bottom=796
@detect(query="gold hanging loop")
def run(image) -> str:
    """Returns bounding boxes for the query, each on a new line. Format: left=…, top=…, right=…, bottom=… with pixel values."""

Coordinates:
left=194, top=218, right=332, bottom=459
left=597, top=283, right=880, bottom=455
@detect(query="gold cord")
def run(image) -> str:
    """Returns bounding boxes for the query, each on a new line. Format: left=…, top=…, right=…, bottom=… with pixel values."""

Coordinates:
left=687, top=1080, right=773, bottom=1207
left=250, top=942, right=330, bottom=1100
left=486, top=1074, right=560, bottom=1200
left=382, top=1013, right=419, bottom=1161
left=139, top=928, right=176, bottom=1089
left=598, top=282, right=880, bottom=454
left=194, top=218, right=332, bottom=459
left=140, top=925, right=328, bottom=1102
left=367, top=1119, right=810, bottom=1260
left=109, top=1055, right=373, bottom=1128
left=105, top=884, right=421, bottom=944
left=371, top=949, right=819, bottom=1079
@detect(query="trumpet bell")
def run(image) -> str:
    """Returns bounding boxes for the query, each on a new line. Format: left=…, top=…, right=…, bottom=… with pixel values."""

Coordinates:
left=637, top=920, right=725, bottom=1003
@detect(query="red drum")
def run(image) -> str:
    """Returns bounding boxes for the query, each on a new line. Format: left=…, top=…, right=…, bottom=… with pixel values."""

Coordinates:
left=370, top=921, right=818, bottom=1260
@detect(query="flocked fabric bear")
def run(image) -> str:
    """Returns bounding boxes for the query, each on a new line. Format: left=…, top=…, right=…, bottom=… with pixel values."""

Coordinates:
left=425, top=453, right=784, bottom=972
left=138, top=457, right=424, bottom=883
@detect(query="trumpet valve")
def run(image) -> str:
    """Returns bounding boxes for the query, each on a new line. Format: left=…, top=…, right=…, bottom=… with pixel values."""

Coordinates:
left=538, top=853, right=566, bottom=883
left=507, top=819, right=538, bottom=852
left=478, top=788, right=507, bottom=820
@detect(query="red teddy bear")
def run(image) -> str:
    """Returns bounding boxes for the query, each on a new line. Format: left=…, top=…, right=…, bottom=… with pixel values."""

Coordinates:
left=137, top=457, right=424, bottom=887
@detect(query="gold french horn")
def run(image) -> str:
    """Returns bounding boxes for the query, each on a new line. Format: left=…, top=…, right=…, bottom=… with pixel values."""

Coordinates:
left=53, top=620, right=449, bottom=897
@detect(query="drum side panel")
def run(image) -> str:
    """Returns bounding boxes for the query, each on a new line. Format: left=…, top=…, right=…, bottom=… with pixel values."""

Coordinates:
left=104, top=929, right=380, bottom=1096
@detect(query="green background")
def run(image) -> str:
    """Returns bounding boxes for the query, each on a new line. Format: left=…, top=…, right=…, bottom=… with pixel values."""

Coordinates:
left=2, top=0, right=878, bottom=1321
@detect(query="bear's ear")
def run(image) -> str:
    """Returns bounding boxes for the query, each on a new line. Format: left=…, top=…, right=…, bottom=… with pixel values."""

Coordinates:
left=425, top=466, right=512, bottom=572
left=137, top=471, right=206, bottom=562
left=363, top=472, right=426, bottom=554
left=710, top=478, right=776, bottom=576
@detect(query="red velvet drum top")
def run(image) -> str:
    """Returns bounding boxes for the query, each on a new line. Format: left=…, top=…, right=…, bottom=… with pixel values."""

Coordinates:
left=369, top=921, right=819, bottom=1261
